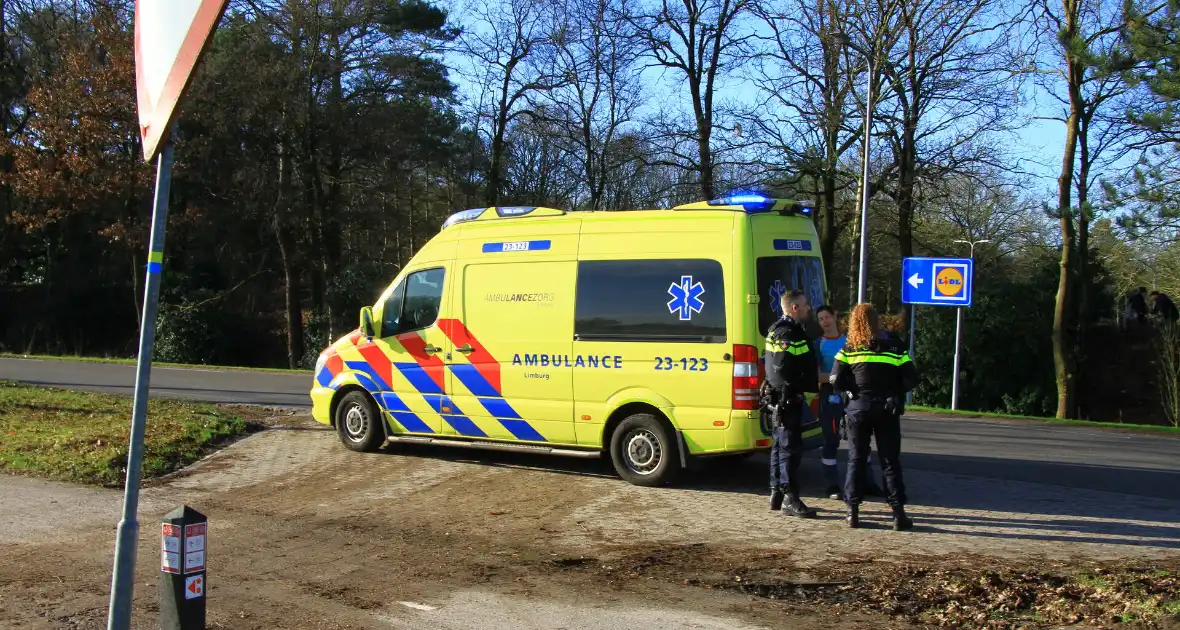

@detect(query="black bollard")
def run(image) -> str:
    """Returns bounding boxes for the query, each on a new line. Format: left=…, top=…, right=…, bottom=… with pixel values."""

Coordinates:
left=160, top=505, right=207, bottom=630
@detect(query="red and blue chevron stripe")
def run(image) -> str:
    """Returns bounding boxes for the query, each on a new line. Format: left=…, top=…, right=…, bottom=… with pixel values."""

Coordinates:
left=318, top=321, right=546, bottom=443
left=439, top=319, right=545, bottom=442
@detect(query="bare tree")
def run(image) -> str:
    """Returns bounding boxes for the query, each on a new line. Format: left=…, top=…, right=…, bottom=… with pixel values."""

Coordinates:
left=501, top=114, right=582, bottom=206
left=456, top=0, right=566, bottom=205
left=744, top=0, right=865, bottom=284
left=919, top=170, right=1044, bottom=258
left=622, top=0, right=757, bottom=200
left=857, top=0, right=1023, bottom=320
left=546, top=0, right=645, bottom=209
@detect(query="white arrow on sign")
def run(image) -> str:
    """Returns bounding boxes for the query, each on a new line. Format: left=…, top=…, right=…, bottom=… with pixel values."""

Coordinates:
left=134, top=0, right=230, bottom=162
left=908, top=273, right=924, bottom=289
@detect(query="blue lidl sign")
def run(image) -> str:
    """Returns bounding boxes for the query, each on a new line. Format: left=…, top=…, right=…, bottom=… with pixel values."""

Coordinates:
left=901, top=257, right=974, bottom=307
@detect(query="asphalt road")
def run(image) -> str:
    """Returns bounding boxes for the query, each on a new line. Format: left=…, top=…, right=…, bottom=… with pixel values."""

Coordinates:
left=3, top=357, right=1178, bottom=501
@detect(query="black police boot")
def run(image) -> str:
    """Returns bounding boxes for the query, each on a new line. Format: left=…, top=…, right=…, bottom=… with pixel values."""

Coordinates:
left=891, top=505, right=913, bottom=531
left=846, top=503, right=859, bottom=528
left=770, top=488, right=784, bottom=511
left=781, top=494, right=817, bottom=518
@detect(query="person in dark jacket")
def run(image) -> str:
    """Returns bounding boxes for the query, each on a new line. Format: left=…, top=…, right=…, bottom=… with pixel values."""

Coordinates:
left=763, top=289, right=820, bottom=518
left=814, top=305, right=880, bottom=499
left=830, top=303, right=920, bottom=530
left=1152, top=291, right=1179, bottom=323
left=1129, top=287, right=1149, bottom=324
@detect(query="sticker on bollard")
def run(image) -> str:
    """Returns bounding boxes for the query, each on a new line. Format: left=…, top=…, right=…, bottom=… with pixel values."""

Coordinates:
left=184, top=523, right=206, bottom=573
left=161, top=524, right=182, bottom=574
left=160, top=505, right=206, bottom=630
left=184, top=575, right=204, bottom=600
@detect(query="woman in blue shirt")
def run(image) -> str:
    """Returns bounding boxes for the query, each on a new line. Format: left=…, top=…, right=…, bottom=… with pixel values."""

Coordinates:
left=815, top=305, right=879, bottom=499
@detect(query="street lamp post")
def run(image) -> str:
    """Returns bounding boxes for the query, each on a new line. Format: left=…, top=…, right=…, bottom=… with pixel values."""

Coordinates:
left=833, top=31, right=875, bottom=305
left=856, top=58, right=873, bottom=305
left=950, top=238, right=989, bottom=410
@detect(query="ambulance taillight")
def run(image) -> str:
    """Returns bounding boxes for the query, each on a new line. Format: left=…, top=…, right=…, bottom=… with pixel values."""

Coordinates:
left=732, top=344, right=761, bottom=409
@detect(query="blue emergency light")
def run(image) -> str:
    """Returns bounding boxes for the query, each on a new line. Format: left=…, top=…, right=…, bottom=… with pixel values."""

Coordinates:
left=708, top=191, right=776, bottom=213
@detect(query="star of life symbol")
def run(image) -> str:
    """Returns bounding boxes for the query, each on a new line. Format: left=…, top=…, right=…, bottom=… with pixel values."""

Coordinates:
left=667, top=275, right=705, bottom=321
left=768, top=280, right=787, bottom=316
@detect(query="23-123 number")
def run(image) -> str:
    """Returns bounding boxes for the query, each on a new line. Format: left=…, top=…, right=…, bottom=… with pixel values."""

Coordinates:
left=653, top=357, right=709, bottom=372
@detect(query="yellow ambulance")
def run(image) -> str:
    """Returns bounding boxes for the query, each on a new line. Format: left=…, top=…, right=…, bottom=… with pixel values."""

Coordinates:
left=309, top=194, right=827, bottom=486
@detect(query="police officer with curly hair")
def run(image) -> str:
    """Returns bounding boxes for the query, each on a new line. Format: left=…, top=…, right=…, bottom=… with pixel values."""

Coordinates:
left=830, top=303, right=920, bottom=530
left=764, top=289, right=820, bottom=518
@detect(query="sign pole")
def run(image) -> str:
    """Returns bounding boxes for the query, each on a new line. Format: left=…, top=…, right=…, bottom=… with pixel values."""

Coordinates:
left=906, top=305, right=917, bottom=406
left=951, top=306, right=963, bottom=410
left=106, top=132, right=175, bottom=630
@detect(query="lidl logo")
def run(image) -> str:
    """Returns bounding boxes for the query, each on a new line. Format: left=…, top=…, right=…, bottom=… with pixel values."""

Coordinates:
left=935, top=267, right=965, bottom=297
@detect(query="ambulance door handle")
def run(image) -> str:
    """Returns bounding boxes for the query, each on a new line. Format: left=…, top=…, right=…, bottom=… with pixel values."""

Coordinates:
left=456, top=344, right=476, bottom=354
left=423, top=345, right=442, bottom=355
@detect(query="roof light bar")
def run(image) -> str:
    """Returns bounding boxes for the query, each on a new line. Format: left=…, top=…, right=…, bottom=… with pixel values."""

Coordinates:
left=496, top=206, right=537, bottom=217
left=441, top=208, right=485, bottom=229
left=707, top=191, right=776, bottom=213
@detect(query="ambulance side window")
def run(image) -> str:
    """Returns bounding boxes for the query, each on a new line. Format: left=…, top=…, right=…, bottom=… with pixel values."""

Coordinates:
left=400, top=267, right=446, bottom=332
left=575, top=259, right=726, bottom=342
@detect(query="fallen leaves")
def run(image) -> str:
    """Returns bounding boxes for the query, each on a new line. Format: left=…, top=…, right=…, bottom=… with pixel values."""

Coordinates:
left=591, top=544, right=1180, bottom=628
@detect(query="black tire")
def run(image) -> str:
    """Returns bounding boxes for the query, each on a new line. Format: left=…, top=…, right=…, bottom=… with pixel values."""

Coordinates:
left=608, top=413, right=680, bottom=486
left=334, top=390, right=385, bottom=452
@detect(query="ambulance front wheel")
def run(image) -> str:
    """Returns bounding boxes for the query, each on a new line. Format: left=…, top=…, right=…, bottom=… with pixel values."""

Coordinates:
left=335, top=390, right=384, bottom=453
left=609, top=413, right=679, bottom=486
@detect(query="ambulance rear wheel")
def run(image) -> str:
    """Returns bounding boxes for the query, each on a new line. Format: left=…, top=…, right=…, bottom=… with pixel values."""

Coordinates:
left=610, top=413, right=679, bottom=486
left=335, top=390, right=384, bottom=453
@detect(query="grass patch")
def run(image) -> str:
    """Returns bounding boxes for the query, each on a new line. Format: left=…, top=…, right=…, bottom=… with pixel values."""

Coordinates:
left=909, top=405, right=1180, bottom=435
left=0, top=353, right=312, bottom=375
left=0, top=380, right=256, bottom=486
left=1076, top=570, right=1115, bottom=590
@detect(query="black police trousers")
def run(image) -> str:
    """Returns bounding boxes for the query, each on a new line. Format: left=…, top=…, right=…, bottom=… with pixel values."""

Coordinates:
left=844, top=403, right=906, bottom=507
left=768, top=401, right=804, bottom=495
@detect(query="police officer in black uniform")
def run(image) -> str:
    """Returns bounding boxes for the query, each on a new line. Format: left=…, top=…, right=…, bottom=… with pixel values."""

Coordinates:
left=830, top=303, right=920, bottom=530
left=763, top=289, right=820, bottom=518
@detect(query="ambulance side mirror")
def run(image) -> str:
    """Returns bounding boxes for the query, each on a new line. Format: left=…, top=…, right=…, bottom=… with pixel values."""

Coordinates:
left=359, top=306, right=376, bottom=339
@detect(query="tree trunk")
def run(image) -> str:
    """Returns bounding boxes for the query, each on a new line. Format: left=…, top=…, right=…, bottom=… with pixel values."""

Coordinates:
left=688, top=70, right=715, bottom=200
left=487, top=127, right=505, bottom=206
left=129, top=248, right=140, bottom=329
left=896, top=151, right=916, bottom=324
left=1053, top=1, right=1083, bottom=419
left=275, top=217, right=303, bottom=368
left=1074, top=112, right=1093, bottom=416
left=323, top=33, right=344, bottom=317
left=274, top=133, right=303, bottom=369
left=487, top=72, right=512, bottom=207
left=697, top=129, right=715, bottom=200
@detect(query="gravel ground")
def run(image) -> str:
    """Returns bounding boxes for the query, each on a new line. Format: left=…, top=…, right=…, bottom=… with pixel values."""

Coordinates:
left=2, top=414, right=1178, bottom=629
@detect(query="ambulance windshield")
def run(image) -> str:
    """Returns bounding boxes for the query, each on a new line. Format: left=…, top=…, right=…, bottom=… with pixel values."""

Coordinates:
left=756, top=255, right=825, bottom=334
